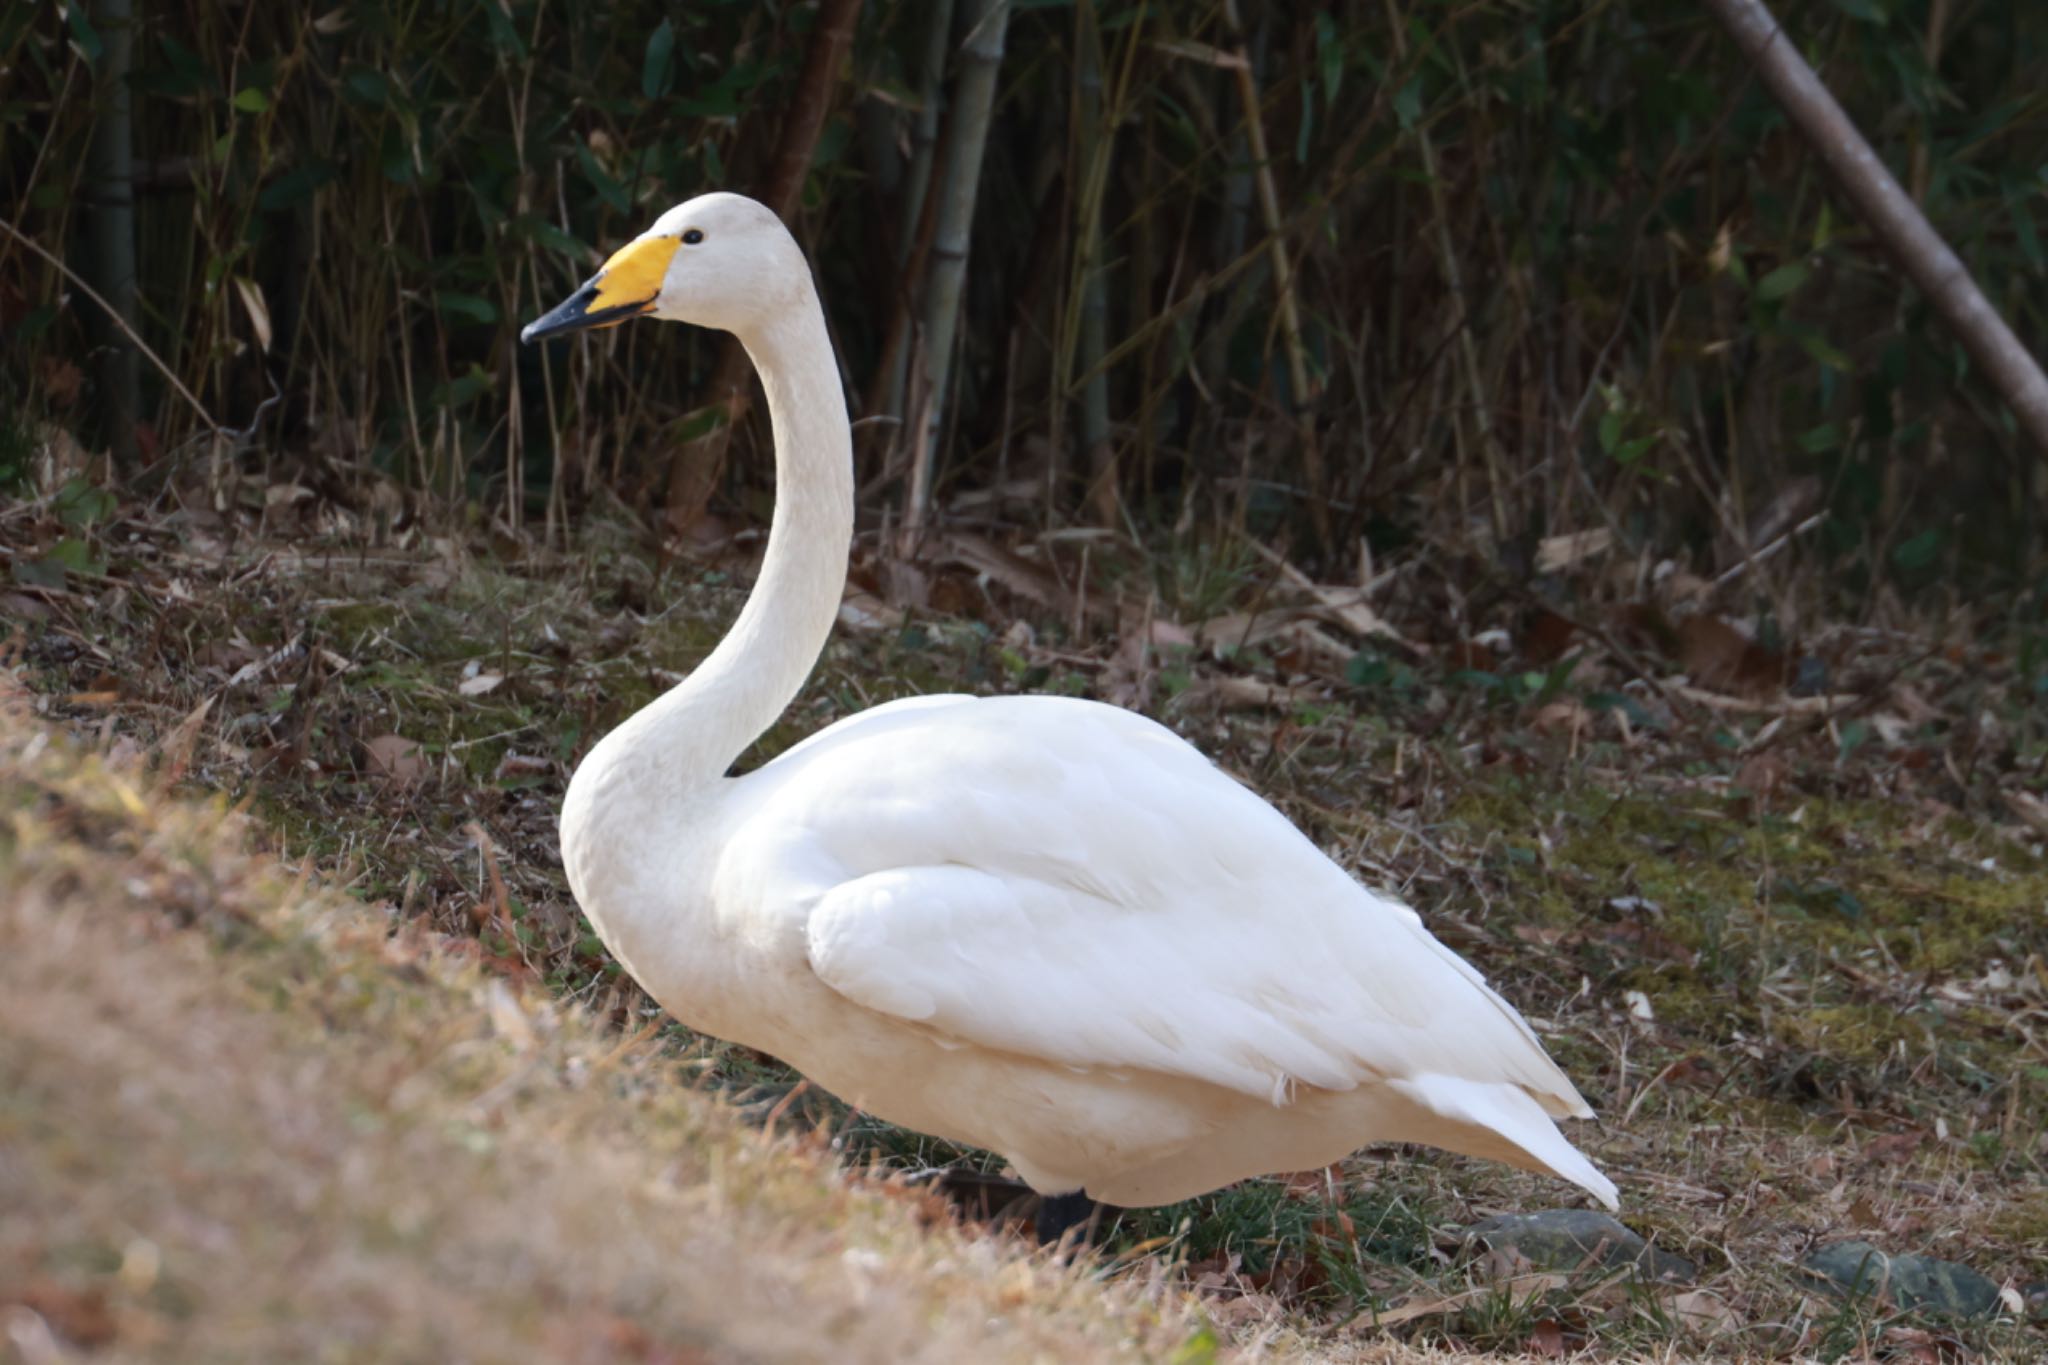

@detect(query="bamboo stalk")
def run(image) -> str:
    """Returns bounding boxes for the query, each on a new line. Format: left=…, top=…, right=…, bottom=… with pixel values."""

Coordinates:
left=900, top=0, right=958, bottom=277
left=861, top=117, right=950, bottom=484
left=1073, top=0, right=1115, bottom=526
left=863, top=0, right=958, bottom=480
left=1381, top=0, right=1508, bottom=544
left=664, top=0, right=866, bottom=534
left=86, top=0, right=140, bottom=469
left=1703, top=0, right=2048, bottom=459
left=906, top=0, right=1012, bottom=538
left=1220, top=0, right=1325, bottom=544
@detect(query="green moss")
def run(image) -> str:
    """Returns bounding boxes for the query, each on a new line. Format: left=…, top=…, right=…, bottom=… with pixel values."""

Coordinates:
left=1770, top=1003, right=1923, bottom=1065
left=316, top=600, right=405, bottom=640
left=1986, top=1192, right=2048, bottom=1248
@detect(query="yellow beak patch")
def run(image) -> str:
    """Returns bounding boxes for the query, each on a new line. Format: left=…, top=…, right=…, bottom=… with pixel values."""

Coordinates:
left=588, top=234, right=679, bottom=320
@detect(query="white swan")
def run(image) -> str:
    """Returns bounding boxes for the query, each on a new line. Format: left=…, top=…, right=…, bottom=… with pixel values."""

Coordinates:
left=522, top=193, right=1617, bottom=1236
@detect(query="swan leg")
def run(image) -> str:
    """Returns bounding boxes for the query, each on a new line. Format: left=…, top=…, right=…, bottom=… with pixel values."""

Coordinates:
left=1034, top=1190, right=1100, bottom=1247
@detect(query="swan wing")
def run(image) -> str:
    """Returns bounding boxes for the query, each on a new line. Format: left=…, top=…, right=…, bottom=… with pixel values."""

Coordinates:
left=730, top=696, right=1591, bottom=1119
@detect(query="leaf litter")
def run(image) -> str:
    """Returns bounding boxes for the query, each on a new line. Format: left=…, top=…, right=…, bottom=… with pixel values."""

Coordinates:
left=3, top=476, right=2046, bottom=1359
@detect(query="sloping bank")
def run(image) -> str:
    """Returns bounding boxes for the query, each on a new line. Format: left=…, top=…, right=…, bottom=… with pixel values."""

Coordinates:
left=0, top=710, right=1230, bottom=1363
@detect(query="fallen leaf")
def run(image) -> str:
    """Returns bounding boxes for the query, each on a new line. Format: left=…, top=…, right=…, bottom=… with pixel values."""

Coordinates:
left=1535, top=527, right=1613, bottom=573
left=1863, top=1131, right=1923, bottom=1164
left=1178, top=675, right=1316, bottom=712
left=1676, top=614, right=1785, bottom=695
left=1668, top=1288, right=1741, bottom=1336
left=492, top=751, right=551, bottom=783
left=0, top=591, right=51, bottom=621
left=1521, top=609, right=1578, bottom=664
left=486, top=979, right=537, bottom=1049
left=1367, top=1273, right=1570, bottom=1326
left=10, top=1278, right=118, bottom=1348
left=1532, top=700, right=1593, bottom=737
left=233, top=275, right=273, bottom=351
left=837, top=589, right=905, bottom=632
left=37, top=356, right=84, bottom=406
left=458, top=671, right=505, bottom=696
left=1148, top=618, right=1195, bottom=648
left=156, top=694, right=215, bottom=784
left=938, top=531, right=1100, bottom=621
left=2005, top=790, right=2048, bottom=838
left=363, top=733, right=425, bottom=784
left=1737, top=752, right=1787, bottom=802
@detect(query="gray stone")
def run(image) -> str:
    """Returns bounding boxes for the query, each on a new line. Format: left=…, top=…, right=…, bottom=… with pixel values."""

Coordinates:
left=1467, top=1209, right=1696, bottom=1283
left=1800, top=1241, right=2005, bottom=1319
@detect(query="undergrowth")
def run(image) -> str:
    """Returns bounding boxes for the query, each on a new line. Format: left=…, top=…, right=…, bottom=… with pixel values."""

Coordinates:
left=5, top=491, right=2045, bottom=1358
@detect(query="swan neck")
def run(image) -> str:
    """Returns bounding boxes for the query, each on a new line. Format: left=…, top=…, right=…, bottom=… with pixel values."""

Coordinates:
left=613, top=291, right=851, bottom=789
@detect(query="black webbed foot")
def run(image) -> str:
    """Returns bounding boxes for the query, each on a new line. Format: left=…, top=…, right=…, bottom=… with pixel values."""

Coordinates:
left=1034, top=1190, right=1099, bottom=1248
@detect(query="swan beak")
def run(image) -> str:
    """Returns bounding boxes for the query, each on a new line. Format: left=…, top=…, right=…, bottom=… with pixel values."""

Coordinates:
left=520, top=234, right=679, bottom=343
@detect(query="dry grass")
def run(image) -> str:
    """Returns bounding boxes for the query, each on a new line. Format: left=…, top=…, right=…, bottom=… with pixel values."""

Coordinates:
left=4, top=485, right=2048, bottom=1360
left=0, top=709, right=1242, bottom=1363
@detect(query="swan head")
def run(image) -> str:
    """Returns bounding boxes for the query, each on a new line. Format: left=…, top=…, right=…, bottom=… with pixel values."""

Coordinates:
left=520, top=193, right=811, bottom=344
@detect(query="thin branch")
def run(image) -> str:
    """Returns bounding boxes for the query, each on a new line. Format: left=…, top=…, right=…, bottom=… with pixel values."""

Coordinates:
left=1703, top=0, right=2048, bottom=457
left=0, top=214, right=219, bottom=434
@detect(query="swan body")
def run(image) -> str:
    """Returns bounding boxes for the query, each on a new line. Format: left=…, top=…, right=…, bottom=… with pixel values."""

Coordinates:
left=524, top=194, right=1616, bottom=1212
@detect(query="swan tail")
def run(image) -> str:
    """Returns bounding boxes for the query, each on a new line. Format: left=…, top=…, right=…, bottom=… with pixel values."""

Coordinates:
left=1390, top=1073, right=1619, bottom=1211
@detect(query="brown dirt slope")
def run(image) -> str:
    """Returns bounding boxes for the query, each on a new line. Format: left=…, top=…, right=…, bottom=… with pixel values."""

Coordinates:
left=0, top=711, right=1245, bottom=1364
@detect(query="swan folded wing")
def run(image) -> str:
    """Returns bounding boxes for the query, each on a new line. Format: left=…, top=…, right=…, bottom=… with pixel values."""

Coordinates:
left=732, top=696, right=1590, bottom=1114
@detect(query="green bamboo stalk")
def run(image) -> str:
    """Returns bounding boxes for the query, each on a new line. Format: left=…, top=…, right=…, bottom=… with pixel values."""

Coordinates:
left=1382, top=0, right=1507, bottom=544
left=907, top=0, right=1011, bottom=534
left=875, top=0, right=960, bottom=449
left=1220, top=0, right=1325, bottom=543
left=1074, top=0, right=1114, bottom=525
left=901, top=0, right=957, bottom=275
left=86, top=0, right=139, bottom=469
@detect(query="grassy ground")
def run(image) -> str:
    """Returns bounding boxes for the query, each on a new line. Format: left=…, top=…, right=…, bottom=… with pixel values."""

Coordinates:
left=0, top=703, right=1236, bottom=1363
left=4, top=485, right=2046, bottom=1359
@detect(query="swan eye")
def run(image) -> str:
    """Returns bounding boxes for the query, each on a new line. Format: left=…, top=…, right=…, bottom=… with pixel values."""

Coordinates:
left=681, top=228, right=705, bottom=245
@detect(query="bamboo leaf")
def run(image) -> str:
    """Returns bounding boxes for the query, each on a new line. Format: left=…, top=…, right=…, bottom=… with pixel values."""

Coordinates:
left=1315, top=12, right=1342, bottom=108
left=62, top=0, right=102, bottom=64
left=1795, top=328, right=1851, bottom=371
left=1392, top=77, right=1423, bottom=129
left=259, top=162, right=337, bottom=212
left=484, top=1, right=527, bottom=58
left=344, top=67, right=394, bottom=108
left=1756, top=261, right=1809, bottom=301
left=643, top=19, right=677, bottom=99
left=575, top=143, right=630, bottom=213
left=436, top=292, right=498, bottom=325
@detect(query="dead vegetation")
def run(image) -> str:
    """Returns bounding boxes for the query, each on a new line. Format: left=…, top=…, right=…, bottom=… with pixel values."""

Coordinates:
left=0, top=701, right=1240, bottom=1364
left=3, top=460, right=2046, bottom=1360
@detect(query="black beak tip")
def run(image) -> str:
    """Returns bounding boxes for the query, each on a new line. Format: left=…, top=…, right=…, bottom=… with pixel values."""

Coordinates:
left=519, top=279, right=608, bottom=346
left=518, top=279, right=657, bottom=345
